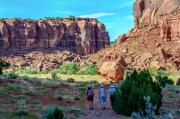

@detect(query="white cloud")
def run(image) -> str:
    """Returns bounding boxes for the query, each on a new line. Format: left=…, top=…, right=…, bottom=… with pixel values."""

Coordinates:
left=80, top=12, right=116, bottom=18
left=124, top=15, right=134, bottom=20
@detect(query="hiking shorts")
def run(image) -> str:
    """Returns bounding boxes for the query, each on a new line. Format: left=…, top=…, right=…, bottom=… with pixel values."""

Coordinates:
left=87, top=96, right=94, bottom=101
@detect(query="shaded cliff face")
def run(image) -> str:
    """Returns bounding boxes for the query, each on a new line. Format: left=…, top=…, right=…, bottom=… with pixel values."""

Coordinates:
left=88, top=0, right=180, bottom=70
left=0, top=18, right=110, bottom=55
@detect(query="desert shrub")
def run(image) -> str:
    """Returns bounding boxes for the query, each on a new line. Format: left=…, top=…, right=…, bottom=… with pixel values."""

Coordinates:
left=131, top=96, right=156, bottom=119
left=40, top=70, right=49, bottom=74
left=42, top=105, right=64, bottom=119
left=17, top=67, right=39, bottom=74
left=156, top=74, right=174, bottom=87
left=50, top=69, right=65, bottom=74
left=41, top=80, right=61, bottom=88
left=11, top=112, right=39, bottom=119
left=4, top=72, right=18, bottom=79
left=77, top=63, right=98, bottom=75
left=0, top=59, right=10, bottom=74
left=51, top=72, right=58, bottom=80
left=16, top=99, right=29, bottom=117
left=6, top=83, right=26, bottom=91
left=112, top=69, right=162, bottom=116
left=65, top=106, right=84, bottom=116
left=59, top=63, right=78, bottom=75
left=54, top=93, right=76, bottom=103
left=131, top=96, right=172, bottom=119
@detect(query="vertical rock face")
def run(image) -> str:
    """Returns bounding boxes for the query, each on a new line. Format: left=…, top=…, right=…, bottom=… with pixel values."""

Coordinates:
left=134, top=0, right=180, bottom=41
left=0, top=18, right=110, bottom=55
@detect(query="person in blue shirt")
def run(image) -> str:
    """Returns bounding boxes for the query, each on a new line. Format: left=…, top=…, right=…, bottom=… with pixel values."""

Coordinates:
left=109, top=84, right=116, bottom=108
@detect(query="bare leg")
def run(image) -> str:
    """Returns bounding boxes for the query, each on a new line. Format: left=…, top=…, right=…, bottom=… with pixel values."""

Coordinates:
left=91, top=101, right=93, bottom=110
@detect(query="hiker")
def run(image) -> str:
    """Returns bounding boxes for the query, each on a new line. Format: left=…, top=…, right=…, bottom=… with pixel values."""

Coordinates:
left=86, top=86, right=94, bottom=110
left=109, top=84, right=116, bottom=108
left=99, top=84, right=107, bottom=110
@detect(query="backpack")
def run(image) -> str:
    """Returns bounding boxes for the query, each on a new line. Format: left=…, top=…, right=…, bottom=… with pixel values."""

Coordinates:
left=87, top=89, right=94, bottom=96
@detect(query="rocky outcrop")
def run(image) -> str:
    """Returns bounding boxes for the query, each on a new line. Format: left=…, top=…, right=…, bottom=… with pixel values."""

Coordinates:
left=0, top=18, right=110, bottom=55
left=116, top=34, right=127, bottom=45
left=134, top=0, right=180, bottom=41
left=99, top=56, right=127, bottom=81
left=1, top=50, right=85, bottom=70
left=89, top=0, right=180, bottom=70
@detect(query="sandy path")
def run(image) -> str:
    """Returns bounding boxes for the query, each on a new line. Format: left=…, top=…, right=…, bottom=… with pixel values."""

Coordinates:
left=81, top=86, right=130, bottom=119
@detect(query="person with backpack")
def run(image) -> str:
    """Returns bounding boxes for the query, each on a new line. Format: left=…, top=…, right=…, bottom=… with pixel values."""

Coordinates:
left=99, top=84, right=107, bottom=110
left=86, top=86, right=94, bottom=110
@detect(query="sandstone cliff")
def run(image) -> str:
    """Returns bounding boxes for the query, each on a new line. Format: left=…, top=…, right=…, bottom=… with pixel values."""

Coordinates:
left=89, top=0, right=180, bottom=70
left=0, top=18, right=110, bottom=55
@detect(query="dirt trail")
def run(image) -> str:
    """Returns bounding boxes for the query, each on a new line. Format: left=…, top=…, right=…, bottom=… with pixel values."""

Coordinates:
left=81, top=86, right=130, bottom=119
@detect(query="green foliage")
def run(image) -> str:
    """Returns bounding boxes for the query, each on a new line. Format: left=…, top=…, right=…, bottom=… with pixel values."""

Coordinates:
left=4, top=72, right=18, bottom=79
left=16, top=67, right=39, bottom=74
left=15, top=63, right=98, bottom=75
left=16, top=99, right=29, bottom=117
left=40, top=70, right=49, bottom=74
left=42, top=105, right=64, bottom=119
left=111, top=69, right=162, bottom=116
left=11, top=112, right=39, bottom=119
left=0, top=59, right=10, bottom=74
left=51, top=63, right=98, bottom=75
left=49, top=63, right=77, bottom=75
left=131, top=96, right=173, bottom=119
left=156, top=74, right=174, bottom=87
left=59, top=63, right=78, bottom=75
left=131, top=96, right=155, bottom=119
left=77, top=63, right=98, bottom=75
left=53, top=93, right=76, bottom=103
left=51, top=72, right=58, bottom=79
left=68, top=15, right=75, bottom=18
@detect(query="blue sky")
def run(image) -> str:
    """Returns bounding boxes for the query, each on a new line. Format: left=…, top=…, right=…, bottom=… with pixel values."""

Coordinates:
left=0, top=0, right=134, bottom=41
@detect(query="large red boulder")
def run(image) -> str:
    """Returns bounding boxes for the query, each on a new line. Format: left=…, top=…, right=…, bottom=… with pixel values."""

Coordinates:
left=99, top=57, right=127, bottom=81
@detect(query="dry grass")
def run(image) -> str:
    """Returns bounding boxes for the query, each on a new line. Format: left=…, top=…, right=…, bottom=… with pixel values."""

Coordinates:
left=19, top=74, right=107, bottom=83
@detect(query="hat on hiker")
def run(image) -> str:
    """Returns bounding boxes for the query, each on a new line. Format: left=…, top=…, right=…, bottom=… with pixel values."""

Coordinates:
left=100, top=84, right=104, bottom=88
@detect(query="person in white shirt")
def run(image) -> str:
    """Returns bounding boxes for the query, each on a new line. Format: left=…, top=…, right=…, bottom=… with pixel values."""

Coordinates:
left=99, top=84, right=107, bottom=110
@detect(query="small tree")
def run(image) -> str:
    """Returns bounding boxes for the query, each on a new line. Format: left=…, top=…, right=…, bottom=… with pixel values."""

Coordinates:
left=0, top=59, right=10, bottom=75
left=156, top=75, right=174, bottom=87
left=111, top=69, right=162, bottom=116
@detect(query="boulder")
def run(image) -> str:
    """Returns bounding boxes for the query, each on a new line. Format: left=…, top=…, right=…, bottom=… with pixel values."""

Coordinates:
left=99, top=57, right=127, bottom=81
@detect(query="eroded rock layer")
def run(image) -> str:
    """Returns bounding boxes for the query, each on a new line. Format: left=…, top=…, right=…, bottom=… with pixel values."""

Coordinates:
left=0, top=18, right=110, bottom=55
left=89, top=0, right=180, bottom=70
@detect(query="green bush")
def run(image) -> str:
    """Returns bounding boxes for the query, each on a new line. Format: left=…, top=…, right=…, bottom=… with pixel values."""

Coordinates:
left=131, top=96, right=156, bottom=119
left=0, top=59, right=10, bottom=74
left=60, top=63, right=78, bottom=75
left=112, top=69, right=162, bottom=116
left=17, top=68, right=39, bottom=74
left=77, top=64, right=98, bottom=75
left=41, top=70, right=49, bottom=74
left=51, top=72, right=58, bottom=80
left=4, top=72, right=18, bottom=79
left=51, top=63, right=78, bottom=75
left=156, top=75, right=174, bottom=87
left=42, top=105, right=64, bottom=119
